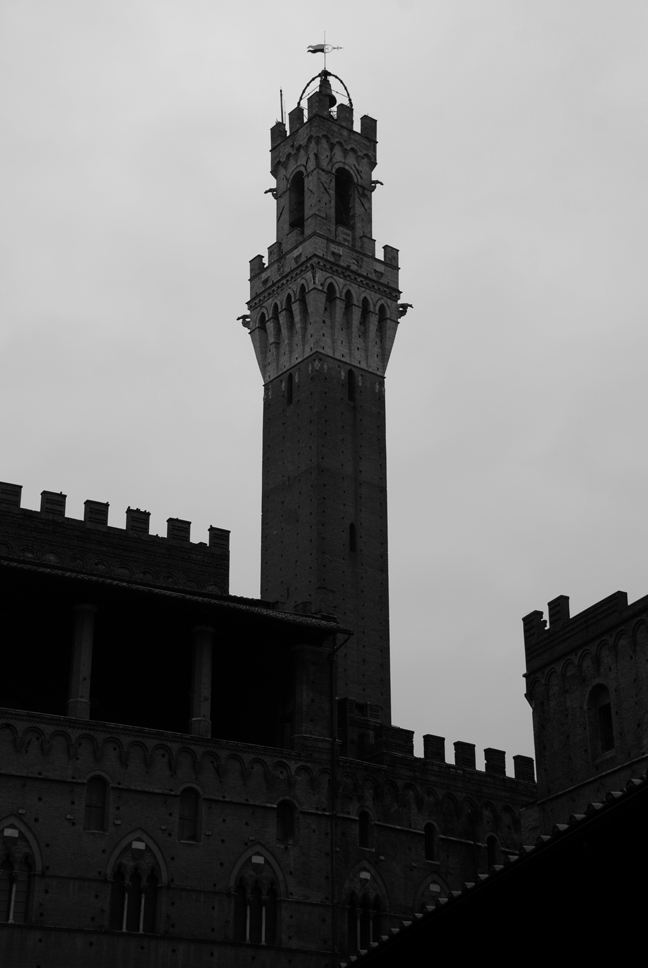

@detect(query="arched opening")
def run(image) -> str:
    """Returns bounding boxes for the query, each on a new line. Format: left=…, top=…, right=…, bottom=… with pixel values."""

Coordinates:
left=358, top=810, right=372, bottom=848
left=335, top=168, right=354, bottom=228
left=84, top=775, right=108, bottom=831
left=142, top=872, right=158, bottom=933
left=588, top=684, right=615, bottom=756
left=266, top=884, right=278, bottom=944
left=359, top=894, right=371, bottom=949
left=234, top=881, right=247, bottom=942
left=424, top=823, right=436, bottom=861
left=289, top=171, right=305, bottom=231
left=276, top=800, right=296, bottom=843
left=109, top=868, right=126, bottom=930
left=249, top=884, right=263, bottom=944
left=179, top=788, right=200, bottom=842
left=359, top=297, right=370, bottom=333
left=125, top=870, right=142, bottom=932
left=372, top=896, right=382, bottom=942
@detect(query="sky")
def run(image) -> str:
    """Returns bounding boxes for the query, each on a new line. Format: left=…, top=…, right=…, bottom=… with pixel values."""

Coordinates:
left=2, top=0, right=648, bottom=770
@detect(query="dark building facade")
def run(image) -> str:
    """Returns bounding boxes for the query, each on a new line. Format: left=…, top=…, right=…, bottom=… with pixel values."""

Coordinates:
left=523, top=591, right=648, bottom=832
left=0, top=71, right=539, bottom=967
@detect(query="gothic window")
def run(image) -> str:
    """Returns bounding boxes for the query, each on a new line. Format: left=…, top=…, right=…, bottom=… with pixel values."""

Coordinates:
left=84, top=776, right=108, bottom=831
left=588, top=684, right=615, bottom=756
left=347, top=891, right=382, bottom=953
left=108, top=839, right=161, bottom=934
left=0, top=854, right=31, bottom=924
left=179, top=788, right=200, bottom=842
left=349, top=523, right=357, bottom=554
left=359, top=298, right=370, bottom=334
left=358, top=811, right=372, bottom=849
left=109, top=865, right=158, bottom=933
left=335, top=167, right=354, bottom=228
left=289, top=171, right=305, bottom=231
left=233, top=876, right=279, bottom=945
left=347, top=368, right=356, bottom=403
left=424, top=823, right=437, bottom=861
left=276, top=800, right=296, bottom=843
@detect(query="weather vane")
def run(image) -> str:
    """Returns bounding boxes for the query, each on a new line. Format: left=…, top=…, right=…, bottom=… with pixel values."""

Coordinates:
left=307, top=34, right=342, bottom=70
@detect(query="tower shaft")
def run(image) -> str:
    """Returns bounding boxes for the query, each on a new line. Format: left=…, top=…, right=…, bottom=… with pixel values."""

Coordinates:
left=246, top=74, right=401, bottom=721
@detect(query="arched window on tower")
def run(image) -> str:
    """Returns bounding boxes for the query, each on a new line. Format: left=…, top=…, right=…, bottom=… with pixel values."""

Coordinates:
left=179, top=788, right=200, bottom=842
left=276, top=800, right=296, bottom=843
left=358, top=810, right=372, bottom=848
left=84, top=775, right=108, bottom=831
left=424, top=823, right=437, bottom=861
left=588, top=684, right=615, bottom=757
left=335, top=168, right=354, bottom=229
left=289, top=171, right=305, bottom=232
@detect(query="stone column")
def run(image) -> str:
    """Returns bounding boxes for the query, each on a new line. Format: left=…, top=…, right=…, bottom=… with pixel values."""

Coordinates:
left=67, top=604, right=97, bottom=719
left=189, top=626, right=213, bottom=737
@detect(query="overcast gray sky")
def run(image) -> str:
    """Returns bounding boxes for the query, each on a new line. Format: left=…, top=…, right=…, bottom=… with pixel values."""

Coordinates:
left=2, top=1, right=647, bottom=770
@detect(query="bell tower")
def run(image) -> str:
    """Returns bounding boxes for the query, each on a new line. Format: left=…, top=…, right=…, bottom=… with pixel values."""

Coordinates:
left=245, top=71, right=402, bottom=722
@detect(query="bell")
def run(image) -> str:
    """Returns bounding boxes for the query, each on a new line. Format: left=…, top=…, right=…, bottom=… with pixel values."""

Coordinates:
left=319, top=73, right=337, bottom=108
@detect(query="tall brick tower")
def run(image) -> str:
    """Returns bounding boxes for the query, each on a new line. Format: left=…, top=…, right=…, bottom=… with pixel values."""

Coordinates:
left=245, top=71, right=402, bottom=723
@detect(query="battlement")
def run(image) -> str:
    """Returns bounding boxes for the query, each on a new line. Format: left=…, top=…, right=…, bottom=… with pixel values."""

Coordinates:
left=0, top=482, right=230, bottom=595
left=337, top=699, right=535, bottom=783
left=522, top=590, right=642, bottom=672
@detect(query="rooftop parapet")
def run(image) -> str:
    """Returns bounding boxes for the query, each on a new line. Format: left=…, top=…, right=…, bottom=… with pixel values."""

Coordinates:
left=523, top=591, right=631, bottom=670
left=0, top=481, right=231, bottom=595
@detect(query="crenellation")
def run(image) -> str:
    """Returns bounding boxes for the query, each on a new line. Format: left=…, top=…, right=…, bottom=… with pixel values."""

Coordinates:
left=0, top=483, right=231, bottom=594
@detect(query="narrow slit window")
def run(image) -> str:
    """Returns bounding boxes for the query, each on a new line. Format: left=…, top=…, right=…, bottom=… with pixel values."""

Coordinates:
left=287, top=373, right=293, bottom=406
left=349, top=523, right=357, bottom=554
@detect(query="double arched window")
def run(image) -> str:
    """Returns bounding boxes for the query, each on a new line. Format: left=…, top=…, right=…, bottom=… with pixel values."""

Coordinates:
left=347, top=893, right=382, bottom=952
left=234, top=879, right=279, bottom=945
left=109, top=866, right=158, bottom=933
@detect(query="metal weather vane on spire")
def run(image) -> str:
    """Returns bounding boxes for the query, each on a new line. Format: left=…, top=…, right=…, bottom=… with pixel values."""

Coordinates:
left=307, top=36, right=342, bottom=70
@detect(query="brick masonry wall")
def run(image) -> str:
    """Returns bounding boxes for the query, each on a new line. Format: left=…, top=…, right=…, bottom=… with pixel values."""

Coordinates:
left=0, top=710, right=535, bottom=966
left=261, top=353, right=390, bottom=718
